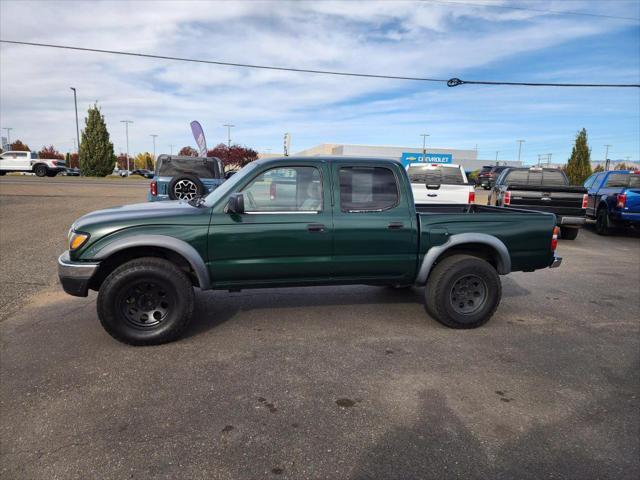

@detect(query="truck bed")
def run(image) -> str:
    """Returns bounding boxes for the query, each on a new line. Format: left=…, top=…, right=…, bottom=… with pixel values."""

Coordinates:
left=415, top=203, right=546, bottom=215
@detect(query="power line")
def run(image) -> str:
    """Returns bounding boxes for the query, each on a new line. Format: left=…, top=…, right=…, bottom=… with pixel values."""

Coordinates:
left=1, top=39, right=638, bottom=88
left=424, top=0, right=640, bottom=22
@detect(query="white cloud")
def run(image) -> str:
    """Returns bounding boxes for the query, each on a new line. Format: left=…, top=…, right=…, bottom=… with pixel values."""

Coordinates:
left=0, top=0, right=638, bottom=162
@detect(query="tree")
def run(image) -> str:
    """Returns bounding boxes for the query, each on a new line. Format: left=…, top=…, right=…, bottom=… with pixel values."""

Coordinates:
left=68, top=153, right=79, bottom=169
left=593, top=164, right=604, bottom=173
left=116, top=153, right=129, bottom=170
left=79, top=104, right=116, bottom=177
left=178, top=146, right=198, bottom=157
left=38, top=145, right=64, bottom=160
left=207, top=143, right=258, bottom=169
left=565, top=128, right=592, bottom=185
left=9, top=140, right=30, bottom=151
left=614, top=162, right=629, bottom=170
left=134, top=152, right=154, bottom=170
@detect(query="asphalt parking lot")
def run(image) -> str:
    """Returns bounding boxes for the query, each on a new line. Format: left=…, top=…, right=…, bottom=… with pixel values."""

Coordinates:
left=1, top=176, right=639, bottom=479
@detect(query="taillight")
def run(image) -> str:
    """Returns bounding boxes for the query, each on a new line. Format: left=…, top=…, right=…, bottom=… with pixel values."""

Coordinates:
left=551, top=226, right=559, bottom=251
left=468, top=191, right=475, bottom=204
left=503, top=191, right=511, bottom=206
left=150, top=181, right=157, bottom=196
left=616, top=193, right=627, bottom=209
left=270, top=182, right=277, bottom=200
left=581, top=194, right=588, bottom=209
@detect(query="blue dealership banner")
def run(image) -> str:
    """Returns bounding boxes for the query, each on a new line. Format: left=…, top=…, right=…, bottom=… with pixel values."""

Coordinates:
left=400, top=152, right=453, bottom=167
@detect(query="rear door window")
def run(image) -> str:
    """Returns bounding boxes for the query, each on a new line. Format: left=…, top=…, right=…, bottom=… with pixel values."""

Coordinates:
left=339, top=166, right=399, bottom=212
left=605, top=173, right=629, bottom=188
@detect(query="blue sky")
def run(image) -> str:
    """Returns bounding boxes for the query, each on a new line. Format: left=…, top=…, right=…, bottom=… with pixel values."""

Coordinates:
left=1, top=0, right=638, bottom=165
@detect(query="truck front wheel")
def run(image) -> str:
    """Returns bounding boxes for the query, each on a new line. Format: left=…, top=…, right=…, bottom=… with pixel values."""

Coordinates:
left=425, top=254, right=501, bottom=329
left=34, top=164, right=47, bottom=177
left=97, top=257, right=194, bottom=345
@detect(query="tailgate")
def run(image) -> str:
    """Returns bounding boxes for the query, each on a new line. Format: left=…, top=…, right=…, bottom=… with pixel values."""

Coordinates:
left=624, top=189, right=640, bottom=213
left=508, top=185, right=585, bottom=213
left=412, top=184, right=471, bottom=204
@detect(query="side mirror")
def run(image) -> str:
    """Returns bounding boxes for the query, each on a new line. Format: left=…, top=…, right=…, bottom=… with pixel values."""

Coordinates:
left=227, top=193, right=245, bottom=214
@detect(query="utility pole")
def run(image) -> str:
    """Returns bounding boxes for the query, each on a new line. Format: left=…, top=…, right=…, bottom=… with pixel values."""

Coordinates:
left=169, top=144, right=174, bottom=155
left=604, top=144, right=612, bottom=162
left=3, top=127, right=12, bottom=147
left=537, top=154, right=542, bottom=167
left=120, top=120, right=133, bottom=175
left=495, top=151, right=500, bottom=163
left=70, top=88, right=80, bottom=153
left=546, top=153, right=552, bottom=167
left=150, top=134, right=158, bottom=162
left=223, top=123, right=234, bottom=149
left=516, top=139, right=525, bottom=163
left=420, top=133, right=430, bottom=159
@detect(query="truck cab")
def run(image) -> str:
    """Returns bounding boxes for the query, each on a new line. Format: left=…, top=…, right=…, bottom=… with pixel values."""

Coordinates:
left=584, top=170, right=640, bottom=234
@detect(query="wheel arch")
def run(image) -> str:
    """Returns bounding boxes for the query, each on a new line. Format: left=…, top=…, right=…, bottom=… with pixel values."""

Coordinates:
left=88, top=235, right=210, bottom=291
left=416, top=233, right=511, bottom=285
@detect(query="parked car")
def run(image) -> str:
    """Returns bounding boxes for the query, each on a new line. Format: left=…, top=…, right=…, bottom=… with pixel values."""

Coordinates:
left=59, top=156, right=562, bottom=345
left=64, top=167, right=81, bottom=176
left=488, top=166, right=587, bottom=240
left=477, top=165, right=509, bottom=190
left=584, top=170, right=640, bottom=235
left=131, top=169, right=154, bottom=179
left=475, top=165, right=494, bottom=187
left=407, top=163, right=475, bottom=204
left=148, top=155, right=225, bottom=201
left=0, top=151, right=67, bottom=177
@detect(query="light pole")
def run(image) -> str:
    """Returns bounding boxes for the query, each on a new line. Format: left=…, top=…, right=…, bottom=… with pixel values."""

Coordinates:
left=120, top=120, right=133, bottom=175
left=169, top=144, right=174, bottom=155
left=150, top=134, right=158, bottom=162
left=223, top=123, right=234, bottom=149
left=70, top=88, right=80, bottom=153
left=495, top=151, right=500, bottom=163
left=516, top=139, right=525, bottom=163
left=546, top=153, right=552, bottom=166
left=420, top=133, right=430, bottom=158
left=2, top=127, right=12, bottom=147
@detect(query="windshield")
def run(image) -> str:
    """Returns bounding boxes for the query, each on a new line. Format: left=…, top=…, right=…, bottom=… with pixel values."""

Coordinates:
left=203, top=162, right=259, bottom=207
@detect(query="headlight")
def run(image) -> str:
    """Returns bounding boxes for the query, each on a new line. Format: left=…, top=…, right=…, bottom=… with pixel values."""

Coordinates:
left=69, top=231, right=90, bottom=251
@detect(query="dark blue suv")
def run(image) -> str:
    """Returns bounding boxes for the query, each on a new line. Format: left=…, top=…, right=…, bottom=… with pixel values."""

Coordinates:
left=148, top=155, right=225, bottom=202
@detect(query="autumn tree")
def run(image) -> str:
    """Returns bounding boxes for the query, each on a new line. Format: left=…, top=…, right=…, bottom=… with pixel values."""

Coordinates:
left=178, top=146, right=198, bottom=157
left=116, top=153, right=129, bottom=170
left=38, top=145, right=64, bottom=160
left=79, top=104, right=116, bottom=176
left=565, top=128, right=592, bottom=185
left=134, top=152, right=154, bottom=170
left=593, top=164, right=604, bottom=173
left=10, top=140, right=30, bottom=151
left=614, top=162, right=629, bottom=170
left=207, top=143, right=258, bottom=169
left=68, top=152, right=79, bottom=169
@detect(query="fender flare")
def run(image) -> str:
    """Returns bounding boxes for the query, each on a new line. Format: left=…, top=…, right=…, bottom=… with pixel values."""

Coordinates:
left=415, top=233, right=511, bottom=285
left=93, top=234, right=211, bottom=289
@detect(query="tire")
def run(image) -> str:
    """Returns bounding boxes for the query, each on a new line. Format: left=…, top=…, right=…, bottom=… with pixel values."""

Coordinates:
left=46, top=171, right=58, bottom=177
left=0, top=171, right=6, bottom=176
left=560, top=227, right=579, bottom=240
left=34, top=164, right=47, bottom=177
left=168, top=175, right=204, bottom=201
left=425, top=254, right=501, bottom=329
left=97, top=257, right=194, bottom=345
left=595, top=209, right=611, bottom=235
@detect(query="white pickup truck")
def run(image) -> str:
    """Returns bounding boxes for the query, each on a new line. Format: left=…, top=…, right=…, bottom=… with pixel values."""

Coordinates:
left=407, top=163, right=475, bottom=204
left=0, top=151, right=67, bottom=177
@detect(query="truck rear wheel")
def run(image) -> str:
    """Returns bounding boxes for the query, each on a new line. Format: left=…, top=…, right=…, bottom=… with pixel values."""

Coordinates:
left=97, top=257, right=194, bottom=345
left=595, top=209, right=611, bottom=235
left=34, top=164, right=47, bottom=177
left=560, top=227, right=579, bottom=240
left=425, top=254, right=501, bottom=329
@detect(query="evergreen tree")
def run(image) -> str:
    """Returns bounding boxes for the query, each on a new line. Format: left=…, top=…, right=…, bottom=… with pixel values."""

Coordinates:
left=565, top=128, right=592, bottom=185
left=79, top=104, right=115, bottom=176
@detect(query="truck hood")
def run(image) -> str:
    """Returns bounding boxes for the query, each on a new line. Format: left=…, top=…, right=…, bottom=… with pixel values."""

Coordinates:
left=72, top=200, right=207, bottom=232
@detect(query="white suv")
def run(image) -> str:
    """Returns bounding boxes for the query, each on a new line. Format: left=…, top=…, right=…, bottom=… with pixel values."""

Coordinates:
left=0, top=151, right=67, bottom=177
left=407, top=163, right=475, bottom=204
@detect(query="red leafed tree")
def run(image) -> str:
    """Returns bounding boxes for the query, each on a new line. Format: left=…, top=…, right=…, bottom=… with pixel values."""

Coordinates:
left=207, top=143, right=258, bottom=168
left=178, top=146, right=198, bottom=157
left=116, top=153, right=129, bottom=170
left=10, top=140, right=30, bottom=151
left=69, top=153, right=79, bottom=169
left=38, top=145, right=64, bottom=160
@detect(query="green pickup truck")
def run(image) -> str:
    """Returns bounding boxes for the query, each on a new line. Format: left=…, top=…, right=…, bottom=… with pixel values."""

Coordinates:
left=59, top=157, right=562, bottom=345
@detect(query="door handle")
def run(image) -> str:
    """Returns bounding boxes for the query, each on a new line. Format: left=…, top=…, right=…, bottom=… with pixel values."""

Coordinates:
left=307, top=223, right=325, bottom=232
left=388, top=222, right=404, bottom=230
left=427, top=193, right=437, bottom=197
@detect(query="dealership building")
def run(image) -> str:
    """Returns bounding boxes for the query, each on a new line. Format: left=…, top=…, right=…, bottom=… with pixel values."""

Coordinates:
left=292, top=143, right=523, bottom=171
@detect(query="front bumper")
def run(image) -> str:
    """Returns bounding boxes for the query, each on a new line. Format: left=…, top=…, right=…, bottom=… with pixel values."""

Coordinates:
left=558, top=216, right=586, bottom=227
left=58, top=251, right=99, bottom=297
left=550, top=256, right=563, bottom=268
